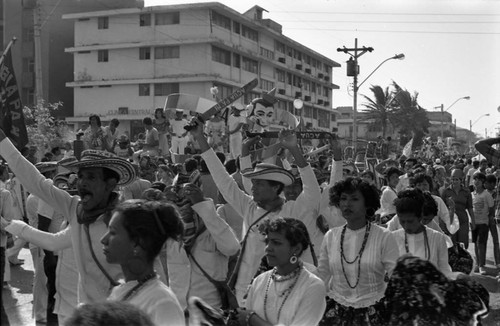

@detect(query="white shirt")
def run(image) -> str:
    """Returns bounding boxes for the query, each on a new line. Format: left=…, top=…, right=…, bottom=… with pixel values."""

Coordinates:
left=379, top=186, right=398, bottom=216
left=245, top=268, right=326, bottom=326
left=392, top=227, right=454, bottom=278
left=108, top=277, right=184, bottom=326
left=166, top=199, right=239, bottom=309
left=315, top=224, right=399, bottom=308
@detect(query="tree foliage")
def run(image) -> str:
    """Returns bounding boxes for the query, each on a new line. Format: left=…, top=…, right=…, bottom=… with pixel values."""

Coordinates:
left=22, top=102, right=75, bottom=154
left=389, top=82, right=431, bottom=148
left=360, top=85, right=398, bottom=138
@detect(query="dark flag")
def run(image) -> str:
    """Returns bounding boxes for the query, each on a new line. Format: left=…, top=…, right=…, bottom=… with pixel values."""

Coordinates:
left=0, top=44, right=28, bottom=149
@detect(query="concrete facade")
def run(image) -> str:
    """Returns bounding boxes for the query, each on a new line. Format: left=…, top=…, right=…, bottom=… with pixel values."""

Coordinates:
left=62, top=3, right=340, bottom=139
left=2, top=0, right=142, bottom=118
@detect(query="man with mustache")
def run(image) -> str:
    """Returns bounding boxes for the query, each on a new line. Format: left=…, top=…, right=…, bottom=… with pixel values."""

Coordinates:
left=0, top=128, right=136, bottom=308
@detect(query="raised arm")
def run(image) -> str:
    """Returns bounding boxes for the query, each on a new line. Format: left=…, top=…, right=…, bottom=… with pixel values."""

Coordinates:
left=475, top=137, right=500, bottom=166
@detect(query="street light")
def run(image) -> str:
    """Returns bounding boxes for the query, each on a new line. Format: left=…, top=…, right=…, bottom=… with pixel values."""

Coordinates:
left=469, top=113, right=490, bottom=150
left=437, top=96, right=470, bottom=139
left=338, top=38, right=404, bottom=156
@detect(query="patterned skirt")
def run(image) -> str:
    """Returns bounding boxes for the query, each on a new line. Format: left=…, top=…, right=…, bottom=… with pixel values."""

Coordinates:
left=319, top=297, right=388, bottom=326
left=385, top=255, right=489, bottom=326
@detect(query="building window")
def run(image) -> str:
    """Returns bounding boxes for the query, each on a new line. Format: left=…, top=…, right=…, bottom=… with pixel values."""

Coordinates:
left=331, top=114, right=336, bottom=122
left=98, top=17, right=109, bottom=30
left=292, top=75, right=302, bottom=88
left=155, top=12, right=180, bottom=25
left=304, top=55, right=311, bottom=65
left=233, top=21, right=240, bottom=34
left=244, top=92, right=260, bottom=104
left=303, top=80, right=310, bottom=91
left=22, top=58, right=34, bottom=73
left=275, top=41, right=285, bottom=54
left=139, top=47, right=151, bottom=60
left=154, top=83, right=179, bottom=96
left=98, top=50, right=108, bottom=62
left=211, top=10, right=231, bottom=30
left=212, top=46, right=231, bottom=65
left=293, top=49, right=302, bottom=61
left=276, top=69, right=285, bottom=83
left=304, top=106, right=312, bottom=118
left=139, top=84, right=150, bottom=96
left=260, top=47, right=274, bottom=60
left=287, top=46, right=293, bottom=57
left=213, top=84, right=233, bottom=99
left=311, top=82, right=316, bottom=93
left=154, top=46, right=180, bottom=59
left=22, top=27, right=34, bottom=42
left=318, top=110, right=330, bottom=128
left=233, top=53, right=240, bottom=68
left=241, top=25, right=258, bottom=42
left=22, top=88, right=35, bottom=106
left=323, top=87, right=329, bottom=97
left=242, top=56, right=258, bottom=73
left=261, top=79, right=275, bottom=91
left=286, top=72, right=292, bottom=86
left=140, top=14, right=151, bottom=26
left=317, top=84, right=322, bottom=95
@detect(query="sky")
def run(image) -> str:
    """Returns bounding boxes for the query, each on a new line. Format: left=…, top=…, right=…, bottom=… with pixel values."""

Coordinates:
left=145, top=0, right=500, bottom=138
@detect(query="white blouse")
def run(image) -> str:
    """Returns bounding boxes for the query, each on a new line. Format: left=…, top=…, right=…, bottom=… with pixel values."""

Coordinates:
left=392, top=227, right=453, bottom=278
left=315, top=223, right=398, bottom=308
left=108, top=277, right=185, bottom=326
left=245, top=268, right=326, bottom=326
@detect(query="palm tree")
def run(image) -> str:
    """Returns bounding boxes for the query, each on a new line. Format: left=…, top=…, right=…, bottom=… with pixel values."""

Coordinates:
left=390, top=81, right=430, bottom=148
left=360, top=85, right=397, bottom=138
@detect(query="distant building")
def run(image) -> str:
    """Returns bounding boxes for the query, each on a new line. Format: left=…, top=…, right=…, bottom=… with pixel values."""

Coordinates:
left=2, top=0, right=143, bottom=118
left=62, top=3, right=340, bottom=138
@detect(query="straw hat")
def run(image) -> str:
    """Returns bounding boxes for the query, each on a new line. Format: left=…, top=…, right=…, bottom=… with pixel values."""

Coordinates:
left=60, top=150, right=136, bottom=186
left=242, top=163, right=294, bottom=186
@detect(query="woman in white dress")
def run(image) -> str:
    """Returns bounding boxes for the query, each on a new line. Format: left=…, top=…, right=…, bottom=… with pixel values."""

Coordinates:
left=316, top=177, right=399, bottom=326
left=236, top=217, right=326, bottom=326
left=100, top=200, right=185, bottom=326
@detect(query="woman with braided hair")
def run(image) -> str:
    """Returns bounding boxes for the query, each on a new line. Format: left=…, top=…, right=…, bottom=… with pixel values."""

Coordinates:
left=236, top=217, right=326, bottom=326
left=316, top=177, right=399, bottom=326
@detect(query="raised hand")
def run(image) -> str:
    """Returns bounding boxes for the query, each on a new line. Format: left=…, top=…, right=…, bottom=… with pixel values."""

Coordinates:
left=278, top=129, right=298, bottom=150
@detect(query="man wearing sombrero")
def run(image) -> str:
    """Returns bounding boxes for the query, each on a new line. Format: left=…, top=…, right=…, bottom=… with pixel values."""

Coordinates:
left=0, top=128, right=136, bottom=307
left=188, top=118, right=321, bottom=305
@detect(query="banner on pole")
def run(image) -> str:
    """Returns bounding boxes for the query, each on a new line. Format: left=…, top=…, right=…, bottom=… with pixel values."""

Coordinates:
left=0, top=46, right=28, bottom=149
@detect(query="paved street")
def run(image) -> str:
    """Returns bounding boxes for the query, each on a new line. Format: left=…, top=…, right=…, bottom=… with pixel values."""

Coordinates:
left=2, top=237, right=500, bottom=326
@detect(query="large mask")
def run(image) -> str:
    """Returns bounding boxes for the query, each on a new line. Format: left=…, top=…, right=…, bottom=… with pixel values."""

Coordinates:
left=250, top=101, right=274, bottom=128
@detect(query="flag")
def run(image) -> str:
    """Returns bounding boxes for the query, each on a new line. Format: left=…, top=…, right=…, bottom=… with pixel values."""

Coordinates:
left=402, top=138, right=413, bottom=158
left=0, top=46, right=28, bottom=149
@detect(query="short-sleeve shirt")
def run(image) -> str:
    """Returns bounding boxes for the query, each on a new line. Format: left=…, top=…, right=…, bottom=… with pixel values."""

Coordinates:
left=472, top=190, right=494, bottom=224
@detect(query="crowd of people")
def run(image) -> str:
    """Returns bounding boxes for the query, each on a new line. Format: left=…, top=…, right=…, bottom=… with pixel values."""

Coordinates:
left=0, top=99, right=499, bottom=326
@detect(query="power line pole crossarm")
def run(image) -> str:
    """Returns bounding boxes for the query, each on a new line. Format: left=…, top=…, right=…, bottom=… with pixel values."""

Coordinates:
left=337, top=38, right=374, bottom=157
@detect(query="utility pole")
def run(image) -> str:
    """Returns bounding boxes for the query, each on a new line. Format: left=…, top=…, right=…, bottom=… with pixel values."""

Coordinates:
left=440, top=104, right=444, bottom=139
left=33, top=1, right=44, bottom=106
left=337, top=38, right=373, bottom=156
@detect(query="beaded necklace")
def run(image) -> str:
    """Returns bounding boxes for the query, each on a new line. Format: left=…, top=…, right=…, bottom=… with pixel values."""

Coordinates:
left=340, top=222, right=371, bottom=289
left=264, top=264, right=303, bottom=322
left=121, top=272, right=157, bottom=301
left=404, top=227, right=431, bottom=261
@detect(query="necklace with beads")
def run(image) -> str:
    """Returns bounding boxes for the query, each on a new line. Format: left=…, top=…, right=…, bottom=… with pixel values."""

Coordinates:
left=340, top=222, right=371, bottom=289
left=121, top=271, right=157, bottom=301
left=264, top=264, right=302, bottom=321
left=405, top=227, right=431, bottom=260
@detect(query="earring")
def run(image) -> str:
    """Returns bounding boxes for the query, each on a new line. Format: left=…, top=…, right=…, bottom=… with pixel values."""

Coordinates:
left=289, top=254, right=298, bottom=264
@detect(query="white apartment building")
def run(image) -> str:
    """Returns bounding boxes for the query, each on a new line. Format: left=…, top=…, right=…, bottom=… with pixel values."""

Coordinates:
left=63, top=2, right=340, bottom=138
